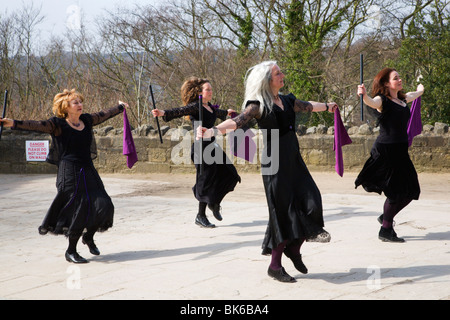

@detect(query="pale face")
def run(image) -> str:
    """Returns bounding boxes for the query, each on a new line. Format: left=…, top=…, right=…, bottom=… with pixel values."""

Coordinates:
left=67, top=97, right=83, bottom=117
left=201, top=82, right=213, bottom=103
left=386, top=71, right=403, bottom=92
left=270, top=65, right=285, bottom=91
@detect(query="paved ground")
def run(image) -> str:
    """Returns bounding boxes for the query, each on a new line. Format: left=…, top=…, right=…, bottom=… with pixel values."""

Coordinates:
left=0, top=171, right=449, bottom=301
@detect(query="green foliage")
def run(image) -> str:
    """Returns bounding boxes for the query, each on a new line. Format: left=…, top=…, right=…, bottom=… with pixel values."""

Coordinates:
left=391, top=5, right=450, bottom=125
left=276, top=0, right=354, bottom=127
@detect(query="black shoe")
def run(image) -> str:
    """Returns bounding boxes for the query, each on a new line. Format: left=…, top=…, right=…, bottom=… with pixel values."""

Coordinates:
left=284, top=250, right=308, bottom=274
left=82, top=236, right=100, bottom=255
left=65, top=251, right=88, bottom=263
left=267, top=267, right=296, bottom=283
left=195, top=214, right=215, bottom=228
left=208, top=203, right=223, bottom=221
left=378, top=227, right=405, bottom=243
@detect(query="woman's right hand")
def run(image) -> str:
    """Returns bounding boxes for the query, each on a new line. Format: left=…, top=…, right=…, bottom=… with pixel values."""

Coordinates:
left=0, top=117, right=13, bottom=128
left=151, top=109, right=165, bottom=117
left=357, top=84, right=367, bottom=97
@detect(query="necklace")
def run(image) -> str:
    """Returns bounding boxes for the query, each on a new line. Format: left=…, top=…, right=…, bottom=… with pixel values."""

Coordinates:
left=67, top=119, right=81, bottom=127
left=273, top=94, right=280, bottom=100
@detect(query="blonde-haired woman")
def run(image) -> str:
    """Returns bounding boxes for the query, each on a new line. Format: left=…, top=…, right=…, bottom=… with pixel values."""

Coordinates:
left=197, top=61, right=337, bottom=282
left=0, top=89, right=128, bottom=263
left=152, top=77, right=240, bottom=228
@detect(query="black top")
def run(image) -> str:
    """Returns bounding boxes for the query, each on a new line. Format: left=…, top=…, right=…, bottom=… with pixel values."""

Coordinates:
left=374, top=95, right=410, bottom=144
left=12, top=105, right=124, bottom=165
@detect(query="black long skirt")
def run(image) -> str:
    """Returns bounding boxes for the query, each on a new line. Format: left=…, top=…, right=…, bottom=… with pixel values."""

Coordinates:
left=38, top=160, right=114, bottom=237
left=261, top=131, right=326, bottom=255
left=191, top=140, right=241, bottom=205
left=355, top=141, right=420, bottom=203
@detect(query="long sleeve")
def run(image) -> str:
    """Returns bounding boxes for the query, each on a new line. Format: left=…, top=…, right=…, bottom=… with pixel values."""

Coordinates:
left=90, top=104, right=124, bottom=126
left=216, top=108, right=228, bottom=121
left=230, top=102, right=261, bottom=130
left=162, top=103, right=199, bottom=122
left=12, top=118, right=60, bottom=135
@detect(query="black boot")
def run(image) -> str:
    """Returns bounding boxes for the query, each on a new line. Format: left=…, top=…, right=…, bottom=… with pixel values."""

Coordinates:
left=208, top=203, right=222, bottom=221
left=195, top=213, right=215, bottom=228
left=284, top=250, right=308, bottom=274
left=379, top=227, right=405, bottom=243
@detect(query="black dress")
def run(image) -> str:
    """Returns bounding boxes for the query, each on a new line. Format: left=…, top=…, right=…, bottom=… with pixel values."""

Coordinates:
left=12, top=105, right=124, bottom=237
left=355, top=95, right=420, bottom=202
left=163, top=101, right=241, bottom=204
left=232, top=94, right=327, bottom=254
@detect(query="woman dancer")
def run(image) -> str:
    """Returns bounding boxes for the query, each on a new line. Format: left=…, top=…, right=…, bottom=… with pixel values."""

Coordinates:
left=197, top=61, right=337, bottom=282
left=152, top=77, right=240, bottom=228
left=356, top=68, right=424, bottom=242
left=0, top=89, right=128, bottom=263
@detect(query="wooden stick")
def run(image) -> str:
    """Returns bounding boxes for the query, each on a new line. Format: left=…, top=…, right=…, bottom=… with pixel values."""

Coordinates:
left=360, top=53, right=364, bottom=121
left=198, top=95, right=204, bottom=175
left=149, top=85, right=163, bottom=144
left=0, top=90, right=8, bottom=140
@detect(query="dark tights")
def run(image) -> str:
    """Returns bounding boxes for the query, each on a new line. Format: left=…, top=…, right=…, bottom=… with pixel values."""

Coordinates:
left=67, top=228, right=96, bottom=254
left=382, top=197, right=413, bottom=228
left=270, top=239, right=305, bottom=270
left=198, top=202, right=207, bottom=216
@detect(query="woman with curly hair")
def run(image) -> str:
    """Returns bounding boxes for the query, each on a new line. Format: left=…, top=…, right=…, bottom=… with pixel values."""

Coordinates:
left=152, top=77, right=240, bottom=228
left=1, top=89, right=128, bottom=263
left=356, top=68, right=424, bottom=242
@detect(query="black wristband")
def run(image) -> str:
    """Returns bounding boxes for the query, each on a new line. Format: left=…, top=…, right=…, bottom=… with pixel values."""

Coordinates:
left=325, top=103, right=329, bottom=112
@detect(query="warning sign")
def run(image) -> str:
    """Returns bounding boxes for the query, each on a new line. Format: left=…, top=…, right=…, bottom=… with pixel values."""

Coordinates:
left=26, top=141, right=49, bottom=162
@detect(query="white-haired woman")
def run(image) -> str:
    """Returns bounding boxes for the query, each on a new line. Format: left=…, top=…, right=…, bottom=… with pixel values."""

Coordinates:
left=197, top=61, right=337, bottom=283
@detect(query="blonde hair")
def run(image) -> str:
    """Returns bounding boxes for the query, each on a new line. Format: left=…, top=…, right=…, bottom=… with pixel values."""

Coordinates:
left=52, top=89, right=84, bottom=118
left=242, top=60, right=278, bottom=115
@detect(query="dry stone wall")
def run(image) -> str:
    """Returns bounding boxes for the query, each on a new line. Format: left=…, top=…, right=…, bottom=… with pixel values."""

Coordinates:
left=0, top=122, right=448, bottom=174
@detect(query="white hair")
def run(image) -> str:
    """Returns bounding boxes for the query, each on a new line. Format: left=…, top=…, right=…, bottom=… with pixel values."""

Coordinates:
left=242, top=60, right=278, bottom=116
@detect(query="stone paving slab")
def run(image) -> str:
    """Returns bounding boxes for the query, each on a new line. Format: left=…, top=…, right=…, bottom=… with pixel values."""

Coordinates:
left=0, top=171, right=449, bottom=301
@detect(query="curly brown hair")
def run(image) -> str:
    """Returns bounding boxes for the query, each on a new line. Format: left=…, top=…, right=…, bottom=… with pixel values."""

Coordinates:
left=371, top=68, right=406, bottom=100
left=52, top=89, right=84, bottom=118
left=180, top=77, right=210, bottom=105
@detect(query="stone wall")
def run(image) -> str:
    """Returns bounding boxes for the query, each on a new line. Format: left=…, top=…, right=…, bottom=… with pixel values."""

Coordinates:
left=0, top=122, right=449, bottom=174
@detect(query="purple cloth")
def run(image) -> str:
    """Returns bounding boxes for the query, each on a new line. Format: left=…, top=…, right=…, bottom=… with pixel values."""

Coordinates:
left=123, top=108, right=138, bottom=168
left=229, top=112, right=257, bottom=162
left=333, top=108, right=352, bottom=176
left=407, top=96, right=422, bottom=147
left=229, top=128, right=257, bottom=162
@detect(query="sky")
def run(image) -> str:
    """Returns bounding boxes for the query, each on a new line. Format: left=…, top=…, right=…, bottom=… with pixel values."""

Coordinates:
left=0, top=0, right=164, bottom=43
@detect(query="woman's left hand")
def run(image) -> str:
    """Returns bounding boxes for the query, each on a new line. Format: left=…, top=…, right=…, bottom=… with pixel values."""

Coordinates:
left=327, top=102, right=338, bottom=113
left=119, top=100, right=129, bottom=109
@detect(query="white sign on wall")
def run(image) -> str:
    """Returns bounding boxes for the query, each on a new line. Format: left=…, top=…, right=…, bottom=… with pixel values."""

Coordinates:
left=26, top=141, right=49, bottom=162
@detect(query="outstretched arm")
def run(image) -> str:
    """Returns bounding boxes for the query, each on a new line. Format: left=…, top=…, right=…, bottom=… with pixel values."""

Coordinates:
left=152, top=104, right=199, bottom=122
left=294, top=99, right=338, bottom=113
left=90, top=102, right=127, bottom=126
left=2, top=117, right=59, bottom=135
left=358, top=84, right=383, bottom=112
left=405, top=84, right=424, bottom=103
left=197, top=102, right=260, bottom=139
